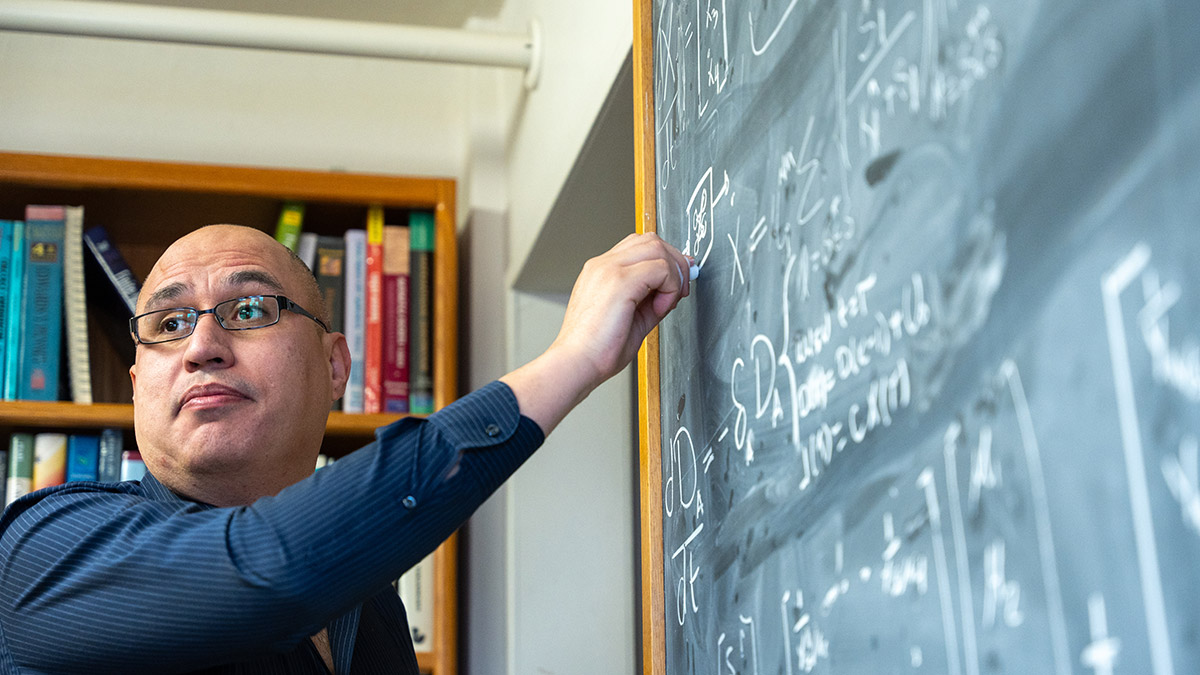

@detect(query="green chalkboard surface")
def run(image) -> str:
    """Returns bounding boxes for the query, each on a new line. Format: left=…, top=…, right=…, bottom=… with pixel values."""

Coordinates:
left=636, top=1, right=1200, bottom=673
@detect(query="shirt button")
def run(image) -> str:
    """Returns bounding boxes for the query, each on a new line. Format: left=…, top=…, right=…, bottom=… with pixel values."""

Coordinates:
left=485, top=423, right=501, bottom=438
left=402, top=496, right=417, bottom=509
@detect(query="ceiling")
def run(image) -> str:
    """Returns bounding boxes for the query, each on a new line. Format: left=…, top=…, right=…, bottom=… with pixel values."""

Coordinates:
left=79, top=0, right=507, bottom=28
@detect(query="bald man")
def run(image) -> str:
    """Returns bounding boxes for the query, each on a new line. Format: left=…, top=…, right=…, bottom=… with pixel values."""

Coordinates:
left=0, top=225, right=691, bottom=674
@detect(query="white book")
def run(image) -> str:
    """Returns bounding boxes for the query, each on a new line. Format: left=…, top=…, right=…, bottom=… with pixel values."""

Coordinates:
left=342, top=228, right=367, bottom=413
left=63, top=206, right=92, bottom=404
left=397, top=553, right=435, bottom=652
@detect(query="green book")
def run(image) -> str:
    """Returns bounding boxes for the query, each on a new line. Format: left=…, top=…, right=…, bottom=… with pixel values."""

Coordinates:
left=273, top=202, right=305, bottom=252
left=6, top=433, right=33, bottom=506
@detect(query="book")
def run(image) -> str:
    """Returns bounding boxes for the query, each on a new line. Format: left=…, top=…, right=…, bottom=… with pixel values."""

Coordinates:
left=382, top=224, right=410, bottom=413
left=296, top=231, right=319, bottom=272
left=83, top=225, right=141, bottom=316
left=342, top=229, right=367, bottom=413
left=82, top=225, right=140, bottom=377
left=63, top=206, right=92, bottom=404
left=363, top=207, right=385, bottom=414
left=3, top=221, right=25, bottom=400
left=273, top=202, right=305, bottom=251
left=20, top=206, right=66, bottom=401
left=66, top=434, right=100, bottom=482
left=31, top=432, right=67, bottom=491
left=314, top=236, right=346, bottom=334
left=0, top=221, right=13, bottom=389
left=5, top=433, right=33, bottom=506
left=120, top=450, right=146, bottom=481
left=408, top=211, right=436, bottom=415
left=97, top=428, right=123, bottom=483
left=397, top=553, right=436, bottom=652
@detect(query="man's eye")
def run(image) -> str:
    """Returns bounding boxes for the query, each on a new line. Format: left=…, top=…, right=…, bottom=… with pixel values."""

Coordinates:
left=232, top=301, right=267, bottom=322
left=158, top=313, right=189, bottom=334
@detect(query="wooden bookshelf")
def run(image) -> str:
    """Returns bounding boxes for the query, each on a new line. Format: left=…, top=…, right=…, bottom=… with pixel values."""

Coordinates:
left=0, top=150, right=459, bottom=675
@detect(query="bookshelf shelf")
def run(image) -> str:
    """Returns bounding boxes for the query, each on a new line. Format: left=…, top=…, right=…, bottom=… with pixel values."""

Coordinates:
left=0, top=151, right=459, bottom=675
left=0, top=402, right=417, bottom=454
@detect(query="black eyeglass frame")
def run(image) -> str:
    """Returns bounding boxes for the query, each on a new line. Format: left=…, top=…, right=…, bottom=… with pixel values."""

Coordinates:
left=129, top=294, right=331, bottom=345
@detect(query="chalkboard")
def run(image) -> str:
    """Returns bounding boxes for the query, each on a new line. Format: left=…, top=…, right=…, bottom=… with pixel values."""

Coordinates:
left=633, top=1, right=1200, bottom=674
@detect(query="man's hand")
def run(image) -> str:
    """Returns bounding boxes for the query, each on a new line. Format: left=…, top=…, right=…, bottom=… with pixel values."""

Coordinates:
left=500, top=233, right=691, bottom=435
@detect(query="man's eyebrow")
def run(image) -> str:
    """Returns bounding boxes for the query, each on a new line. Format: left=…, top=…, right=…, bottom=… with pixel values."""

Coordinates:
left=226, top=270, right=286, bottom=294
left=142, top=282, right=189, bottom=311
left=140, top=271, right=286, bottom=312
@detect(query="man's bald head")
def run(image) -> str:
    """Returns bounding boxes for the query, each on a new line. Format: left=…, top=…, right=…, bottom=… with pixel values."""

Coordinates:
left=139, top=224, right=328, bottom=327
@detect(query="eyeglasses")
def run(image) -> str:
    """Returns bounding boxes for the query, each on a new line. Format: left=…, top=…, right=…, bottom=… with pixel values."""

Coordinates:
left=130, top=295, right=330, bottom=345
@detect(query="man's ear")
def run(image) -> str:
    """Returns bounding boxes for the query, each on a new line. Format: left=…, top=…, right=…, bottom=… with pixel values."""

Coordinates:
left=129, top=363, right=137, bottom=403
left=326, top=333, right=351, bottom=400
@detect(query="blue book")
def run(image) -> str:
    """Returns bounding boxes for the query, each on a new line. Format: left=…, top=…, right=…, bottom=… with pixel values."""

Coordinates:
left=66, top=434, right=100, bottom=482
left=0, top=221, right=13, bottom=388
left=83, top=225, right=140, bottom=316
left=3, top=221, right=24, bottom=400
left=19, top=206, right=66, bottom=401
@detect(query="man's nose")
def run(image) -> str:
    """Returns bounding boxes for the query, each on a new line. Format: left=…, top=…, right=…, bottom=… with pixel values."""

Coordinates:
left=182, top=312, right=234, bottom=368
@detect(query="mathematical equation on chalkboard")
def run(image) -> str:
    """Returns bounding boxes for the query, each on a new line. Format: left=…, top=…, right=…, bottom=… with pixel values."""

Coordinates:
left=651, top=0, right=1200, bottom=673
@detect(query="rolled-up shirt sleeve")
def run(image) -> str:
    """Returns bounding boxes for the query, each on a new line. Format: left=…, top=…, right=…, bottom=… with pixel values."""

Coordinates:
left=0, top=380, right=543, bottom=673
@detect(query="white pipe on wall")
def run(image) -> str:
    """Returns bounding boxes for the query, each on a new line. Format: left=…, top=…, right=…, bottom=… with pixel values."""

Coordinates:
left=0, top=0, right=543, bottom=87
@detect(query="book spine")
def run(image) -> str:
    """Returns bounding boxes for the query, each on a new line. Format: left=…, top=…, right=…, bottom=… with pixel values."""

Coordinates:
left=4, top=221, right=25, bottom=400
left=97, top=428, right=123, bottom=483
left=382, top=225, right=411, bottom=413
left=314, top=236, right=346, bottom=334
left=20, top=206, right=66, bottom=401
left=408, top=211, right=436, bottom=415
left=342, top=229, right=367, bottom=413
left=31, top=432, right=67, bottom=491
left=363, top=207, right=385, bottom=414
left=120, top=450, right=146, bottom=482
left=398, top=553, right=436, bottom=652
left=296, top=231, right=319, bottom=272
left=0, top=222, right=12, bottom=389
left=6, top=433, right=33, bottom=506
left=273, top=201, right=305, bottom=251
left=83, top=225, right=141, bottom=315
left=66, top=434, right=100, bottom=482
left=63, top=206, right=92, bottom=404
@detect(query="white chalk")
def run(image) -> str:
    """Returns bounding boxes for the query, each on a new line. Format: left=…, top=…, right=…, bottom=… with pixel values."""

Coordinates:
left=689, top=263, right=700, bottom=280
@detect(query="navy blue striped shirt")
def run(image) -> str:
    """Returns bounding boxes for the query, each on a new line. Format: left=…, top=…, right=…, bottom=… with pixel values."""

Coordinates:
left=0, top=381, right=543, bottom=674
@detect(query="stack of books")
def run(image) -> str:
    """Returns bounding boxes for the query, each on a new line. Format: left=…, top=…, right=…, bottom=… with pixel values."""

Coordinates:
left=2, top=428, right=139, bottom=506
left=278, top=203, right=437, bottom=415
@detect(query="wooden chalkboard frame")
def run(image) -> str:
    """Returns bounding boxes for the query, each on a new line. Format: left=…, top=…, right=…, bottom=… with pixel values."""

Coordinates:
left=632, top=0, right=665, bottom=673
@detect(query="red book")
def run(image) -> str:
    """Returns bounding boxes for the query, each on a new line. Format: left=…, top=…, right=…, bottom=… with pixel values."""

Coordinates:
left=381, top=224, right=410, bottom=413
left=362, top=206, right=385, bottom=414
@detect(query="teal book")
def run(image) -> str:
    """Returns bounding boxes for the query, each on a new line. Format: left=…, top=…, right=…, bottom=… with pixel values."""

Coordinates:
left=19, top=206, right=66, bottom=401
left=0, top=221, right=13, bottom=388
left=6, top=433, right=33, bottom=506
left=407, top=211, right=435, bottom=415
left=66, top=434, right=100, bottom=482
left=3, top=220, right=24, bottom=400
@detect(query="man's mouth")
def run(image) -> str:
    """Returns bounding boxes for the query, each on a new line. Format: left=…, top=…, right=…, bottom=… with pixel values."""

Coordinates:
left=178, top=383, right=252, bottom=412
